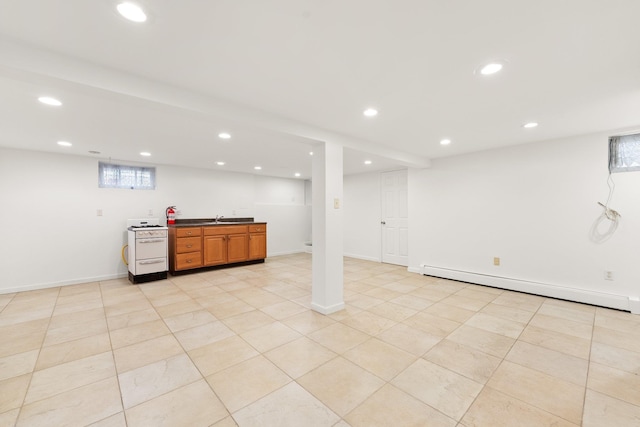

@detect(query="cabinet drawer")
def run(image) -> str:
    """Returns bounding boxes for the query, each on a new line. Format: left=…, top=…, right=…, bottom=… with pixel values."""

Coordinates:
left=249, top=224, right=266, bottom=233
left=175, top=252, right=202, bottom=270
left=176, top=236, right=201, bottom=253
left=176, top=227, right=201, bottom=238
left=203, top=225, right=248, bottom=236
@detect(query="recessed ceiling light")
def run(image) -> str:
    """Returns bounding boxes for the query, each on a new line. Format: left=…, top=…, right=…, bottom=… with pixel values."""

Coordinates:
left=364, top=160, right=372, bottom=165
left=480, top=63, right=503, bottom=75
left=440, top=139, right=451, bottom=145
left=57, top=141, right=72, bottom=147
left=216, top=161, right=225, bottom=166
left=309, top=151, right=314, bottom=156
left=523, top=122, right=539, bottom=128
left=140, top=151, right=151, bottom=156
left=38, top=96, right=62, bottom=106
left=363, top=108, right=378, bottom=117
left=117, top=2, right=147, bottom=22
left=254, top=166, right=262, bottom=170
left=294, top=172, right=301, bottom=177
left=218, top=132, right=231, bottom=140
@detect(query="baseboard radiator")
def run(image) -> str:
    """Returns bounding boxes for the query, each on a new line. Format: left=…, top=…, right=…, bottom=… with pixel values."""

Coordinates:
left=417, top=264, right=639, bottom=314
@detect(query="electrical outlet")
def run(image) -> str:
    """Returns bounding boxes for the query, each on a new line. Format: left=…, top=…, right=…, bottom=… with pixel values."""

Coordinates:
left=148, top=209, right=153, bottom=216
left=493, top=257, right=500, bottom=266
left=176, top=210, right=182, bottom=216
left=604, top=271, right=614, bottom=281
left=96, top=209, right=103, bottom=216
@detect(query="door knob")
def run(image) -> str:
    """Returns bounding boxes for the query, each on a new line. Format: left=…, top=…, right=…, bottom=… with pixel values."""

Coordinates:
left=381, top=221, right=386, bottom=225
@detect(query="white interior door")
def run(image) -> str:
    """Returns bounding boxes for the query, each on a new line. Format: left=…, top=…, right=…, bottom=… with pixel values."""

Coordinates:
left=381, top=169, right=408, bottom=266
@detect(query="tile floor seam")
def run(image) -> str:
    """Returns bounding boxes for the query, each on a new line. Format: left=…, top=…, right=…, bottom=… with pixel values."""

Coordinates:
left=340, top=384, right=450, bottom=426
left=212, top=354, right=292, bottom=415
left=13, top=286, right=60, bottom=425
left=122, top=376, right=206, bottom=418
left=190, top=360, right=234, bottom=423
left=0, top=293, right=17, bottom=315
left=580, top=300, right=598, bottom=426
left=174, top=291, right=316, bottom=422
left=98, top=279, right=129, bottom=427
left=455, top=292, right=547, bottom=425
left=130, top=284, right=239, bottom=423
left=465, top=384, right=581, bottom=427
left=415, top=357, right=484, bottom=424
left=352, top=282, right=497, bottom=424
left=288, top=375, right=355, bottom=425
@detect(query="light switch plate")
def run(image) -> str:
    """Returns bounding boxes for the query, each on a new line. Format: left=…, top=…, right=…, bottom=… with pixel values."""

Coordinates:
left=334, top=198, right=340, bottom=209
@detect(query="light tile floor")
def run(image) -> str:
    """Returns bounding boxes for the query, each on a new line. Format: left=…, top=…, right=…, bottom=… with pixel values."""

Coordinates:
left=1, top=253, right=640, bottom=426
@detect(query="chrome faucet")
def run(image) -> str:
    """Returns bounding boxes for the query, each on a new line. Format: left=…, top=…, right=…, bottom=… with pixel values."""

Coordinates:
left=215, top=215, right=224, bottom=223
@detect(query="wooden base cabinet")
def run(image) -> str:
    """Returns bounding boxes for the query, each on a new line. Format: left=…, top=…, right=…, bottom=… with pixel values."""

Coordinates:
left=169, top=227, right=202, bottom=272
left=248, top=224, right=267, bottom=260
left=170, top=223, right=265, bottom=274
left=203, top=225, right=249, bottom=266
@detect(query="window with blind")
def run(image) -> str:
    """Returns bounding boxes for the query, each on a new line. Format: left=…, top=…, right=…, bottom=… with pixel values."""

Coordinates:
left=609, top=133, right=640, bottom=173
left=98, top=162, right=156, bottom=189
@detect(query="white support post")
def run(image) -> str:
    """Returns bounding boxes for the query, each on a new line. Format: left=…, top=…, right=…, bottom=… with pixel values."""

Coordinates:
left=311, top=141, right=345, bottom=314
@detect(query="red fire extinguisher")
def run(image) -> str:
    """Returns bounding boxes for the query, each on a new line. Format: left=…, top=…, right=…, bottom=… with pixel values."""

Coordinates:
left=166, top=206, right=176, bottom=225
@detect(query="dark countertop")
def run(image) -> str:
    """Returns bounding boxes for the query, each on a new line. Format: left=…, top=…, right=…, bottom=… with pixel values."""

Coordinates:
left=168, top=218, right=266, bottom=227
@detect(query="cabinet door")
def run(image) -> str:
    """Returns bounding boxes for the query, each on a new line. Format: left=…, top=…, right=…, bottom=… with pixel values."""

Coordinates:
left=248, top=233, right=266, bottom=260
left=203, top=235, right=227, bottom=266
left=227, top=234, right=249, bottom=263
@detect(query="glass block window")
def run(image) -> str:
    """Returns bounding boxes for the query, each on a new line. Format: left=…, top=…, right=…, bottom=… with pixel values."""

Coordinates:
left=98, top=162, right=156, bottom=189
left=609, top=133, right=640, bottom=173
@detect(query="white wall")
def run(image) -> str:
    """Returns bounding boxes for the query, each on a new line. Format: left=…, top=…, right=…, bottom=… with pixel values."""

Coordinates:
left=0, top=147, right=311, bottom=293
left=343, top=171, right=382, bottom=262
left=252, top=176, right=310, bottom=255
left=408, top=130, right=640, bottom=311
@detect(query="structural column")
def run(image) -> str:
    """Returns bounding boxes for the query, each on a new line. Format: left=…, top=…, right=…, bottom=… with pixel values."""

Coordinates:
left=311, top=141, right=344, bottom=314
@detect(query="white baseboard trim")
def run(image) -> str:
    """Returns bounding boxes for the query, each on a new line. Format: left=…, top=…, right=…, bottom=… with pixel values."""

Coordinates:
left=268, top=249, right=307, bottom=257
left=418, top=265, right=635, bottom=313
left=343, top=253, right=381, bottom=263
left=0, top=273, right=128, bottom=295
left=311, top=301, right=345, bottom=315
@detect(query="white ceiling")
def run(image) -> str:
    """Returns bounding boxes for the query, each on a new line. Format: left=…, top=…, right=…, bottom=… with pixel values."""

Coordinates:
left=1, top=0, right=639, bottom=179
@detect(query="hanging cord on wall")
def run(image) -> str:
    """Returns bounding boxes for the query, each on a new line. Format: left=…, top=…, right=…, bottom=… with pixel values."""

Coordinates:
left=121, top=244, right=129, bottom=266
left=590, top=173, right=621, bottom=243
left=602, top=173, right=621, bottom=219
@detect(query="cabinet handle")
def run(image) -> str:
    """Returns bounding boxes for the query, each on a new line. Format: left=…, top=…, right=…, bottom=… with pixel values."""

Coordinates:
left=186, top=244, right=193, bottom=248
left=223, top=236, right=226, bottom=241
left=186, top=259, right=192, bottom=263
left=186, top=231, right=192, bottom=236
